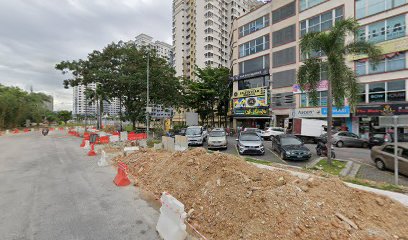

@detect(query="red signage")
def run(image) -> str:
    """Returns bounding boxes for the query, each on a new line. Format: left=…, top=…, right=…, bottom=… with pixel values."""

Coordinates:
left=355, top=104, right=408, bottom=116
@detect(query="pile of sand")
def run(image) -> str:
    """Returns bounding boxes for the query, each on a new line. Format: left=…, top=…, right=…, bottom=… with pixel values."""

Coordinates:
left=113, top=148, right=408, bottom=240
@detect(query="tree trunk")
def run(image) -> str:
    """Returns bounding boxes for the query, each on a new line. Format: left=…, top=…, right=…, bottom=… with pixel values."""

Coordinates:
left=132, top=119, right=136, bottom=130
left=327, top=79, right=333, bottom=165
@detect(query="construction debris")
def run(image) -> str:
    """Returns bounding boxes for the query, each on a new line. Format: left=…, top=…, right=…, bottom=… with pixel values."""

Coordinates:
left=113, top=148, right=408, bottom=240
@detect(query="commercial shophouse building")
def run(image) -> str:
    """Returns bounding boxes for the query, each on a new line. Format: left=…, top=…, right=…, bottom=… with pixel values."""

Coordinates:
left=230, top=0, right=408, bottom=136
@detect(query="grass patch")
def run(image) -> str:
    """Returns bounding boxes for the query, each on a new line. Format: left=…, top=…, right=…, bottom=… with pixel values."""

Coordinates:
left=344, top=177, right=408, bottom=193
left=313, top=159, right=347, bottom=176
left=244, top=157, right=272, bottom=166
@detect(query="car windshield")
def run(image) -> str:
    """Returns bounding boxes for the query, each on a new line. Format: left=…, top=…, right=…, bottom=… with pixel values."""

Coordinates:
left=210, top=131, right=225, bottom=137
left=281, top=137, right=302, bottom=146
left=240, top=134, right=260, bottom=141
left=186, top=128, right=201, bottom=135
left=273, top=128, right=284, bottom=132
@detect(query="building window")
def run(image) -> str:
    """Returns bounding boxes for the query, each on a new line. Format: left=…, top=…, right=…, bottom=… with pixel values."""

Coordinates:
left=357, top=15, right=406, bottom=43
left=300, top=0, right=326, bottom=11
left=272, top=1, right=296, bottom=24
left=359, top=80, right=406, bottom=103
left=300, top=91, right=328, bottom=107
left=272, top=25, right=296, bottom=47
left=272, top=46, right=296, bottom=67
left=239, top=55, right=270, bottom=74
left=238, top=76, right=269, bottom=90
left=273, top=69, right=296, bottom=88
left=300, top=6, right=344, bottom=37
left=272, top=92, right=295, bottom=108
left=355, top=52, right=406, bottom=75
left=239, top=35, right=270, bottom=58
left=239, top=14, right=270, bottom=38
left=356, top=0, right=407, bottom=19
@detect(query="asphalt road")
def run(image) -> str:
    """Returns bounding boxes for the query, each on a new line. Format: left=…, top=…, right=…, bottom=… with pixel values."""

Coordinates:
left=0, top=131, right=159, bottom=240
left=209, top=136, right=372, bottom=168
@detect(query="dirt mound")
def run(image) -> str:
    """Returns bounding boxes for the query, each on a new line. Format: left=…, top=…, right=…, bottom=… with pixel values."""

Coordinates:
left=113, top=148, right=408, bottom=240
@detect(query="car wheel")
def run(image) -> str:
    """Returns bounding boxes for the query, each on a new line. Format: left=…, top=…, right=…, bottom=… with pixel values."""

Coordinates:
left=280, top=152, right=285, bottom=160
left=336, top=141, right=344, bottom=148
left=375, top=159, right=386, bottom=170
left=362, top=142, right=368, bottom=148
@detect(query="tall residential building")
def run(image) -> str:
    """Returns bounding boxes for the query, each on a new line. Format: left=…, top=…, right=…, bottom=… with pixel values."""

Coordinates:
left=134, top=33, right=173, bottom=63
left=73, top=84, right=97, bottom=116
left=73, top=84, right=122, bottom=117
left=230, top=0, right=408, bottom=136
left=172, top=0, right=262, bottom=78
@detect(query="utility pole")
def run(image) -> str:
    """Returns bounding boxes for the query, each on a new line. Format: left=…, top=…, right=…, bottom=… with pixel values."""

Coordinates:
left=146, top=53, right=150, bottom=138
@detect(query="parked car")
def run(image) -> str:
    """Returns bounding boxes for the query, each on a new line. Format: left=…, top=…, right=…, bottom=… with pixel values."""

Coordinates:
left=262, top=127, right=285, bottom=140
left=331, top=132, right=369, bottom=148
left=272, top=135, right=311, bottom=161
left=369, top=133, right=408, bottom=148
left=207, top=128, right=228, bottom=149
left=185, top=126, right=206, bottom=146
left=236, top=132, right=265, bottom=155
left=243, top=128, right=264, bottom=137
left=371, top=143, right=408, bottom=176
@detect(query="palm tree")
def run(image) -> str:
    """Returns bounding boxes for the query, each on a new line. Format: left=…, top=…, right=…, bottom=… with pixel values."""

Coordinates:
left=297, top=18, right=381, bottom=165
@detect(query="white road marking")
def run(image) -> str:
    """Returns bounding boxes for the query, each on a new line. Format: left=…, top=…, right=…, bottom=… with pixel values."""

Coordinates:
left=266, top=148, right=288, bottom=164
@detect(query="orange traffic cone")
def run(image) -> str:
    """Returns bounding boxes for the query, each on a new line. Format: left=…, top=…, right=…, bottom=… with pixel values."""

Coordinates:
left=80, top=139, right=85, bottom=147
left=87, top=143, right=97, bottom=156
left=113, top=162, right=131, bottom=186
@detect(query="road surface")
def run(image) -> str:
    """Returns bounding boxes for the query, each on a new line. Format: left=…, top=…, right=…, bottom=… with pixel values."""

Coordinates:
left=0, top=131, right=159, bottom=240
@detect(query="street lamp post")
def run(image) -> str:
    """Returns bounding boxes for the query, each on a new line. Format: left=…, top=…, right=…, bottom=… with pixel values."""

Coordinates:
left=146, top=53, right=150, bottom=138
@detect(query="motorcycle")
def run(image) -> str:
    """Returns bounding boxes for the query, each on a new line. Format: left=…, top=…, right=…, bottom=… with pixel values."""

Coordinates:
left=316, top=141, right=336, bottom=158
left=42, top=128, right=49, bottom=136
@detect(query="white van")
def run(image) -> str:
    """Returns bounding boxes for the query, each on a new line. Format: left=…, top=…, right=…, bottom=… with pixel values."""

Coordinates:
left=185, top=126, right=207, bottom=146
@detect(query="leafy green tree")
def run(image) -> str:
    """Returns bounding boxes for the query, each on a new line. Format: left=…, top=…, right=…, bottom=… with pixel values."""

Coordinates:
left=57, top=110, right=72, bottom=124
left=56, top=41, right=182, bottom=129
left=185, top=66, right=230, bottom=127
left=298, top=18, right=381, bottom=164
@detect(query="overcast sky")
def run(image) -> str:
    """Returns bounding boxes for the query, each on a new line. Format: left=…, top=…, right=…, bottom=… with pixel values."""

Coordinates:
left=0, top=0, right=172, bottom=111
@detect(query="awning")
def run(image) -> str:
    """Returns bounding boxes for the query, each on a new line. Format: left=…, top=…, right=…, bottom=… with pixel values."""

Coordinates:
left=233, top=116, right=272, bottom=120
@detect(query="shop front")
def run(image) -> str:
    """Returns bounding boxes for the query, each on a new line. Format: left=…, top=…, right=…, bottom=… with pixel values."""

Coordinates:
left=232, top=87, right=271, bottom=131
left=355, top=103, right=408, bottom=138
left=290, top=106, right=351, bottom=131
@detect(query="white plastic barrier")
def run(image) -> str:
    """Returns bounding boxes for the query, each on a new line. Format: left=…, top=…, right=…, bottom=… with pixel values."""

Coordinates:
left=156, top=192, right=187, bottom=240
left=109, top=135, right=119, bottom=142
left=5, top=130, right=10, bottom=135
left=139, top=139, right=147, bottom=148
left=98, top=150, right=110, bottom=167
left=83, top=140, right=90, bottom=150
left=123, top=146, right=139, bottom=155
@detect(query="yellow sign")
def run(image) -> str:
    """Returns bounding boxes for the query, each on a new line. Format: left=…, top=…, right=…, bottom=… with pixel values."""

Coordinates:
left=165, top=119, right=171, bottom=131
left=232, top=87, right=266, bottom=98
left=349, top=37, right=408, bottom=60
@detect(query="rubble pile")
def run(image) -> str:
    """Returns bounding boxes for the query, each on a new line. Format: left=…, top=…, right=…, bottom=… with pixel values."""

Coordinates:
left=113, top=148, right=408, bottom=240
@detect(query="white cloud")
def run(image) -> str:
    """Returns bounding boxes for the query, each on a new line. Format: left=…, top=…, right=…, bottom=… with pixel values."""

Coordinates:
left=0, top=0, right=172, bottom=110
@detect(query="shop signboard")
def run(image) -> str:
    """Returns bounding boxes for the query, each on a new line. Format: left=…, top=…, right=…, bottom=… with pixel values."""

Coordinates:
left=321, top=106, right=350, bottom=117
left=355, top=103, right=408, bottom=116
left=233, top=96, right=268, bottom=109
left=231, top=68, right=269, bottom=81
left=233, top=87, right=266, bottom=98
left=350, top=36, right=408, bottom=60
left=291, top=106, right=350, bottom=118
left=292, top=80, right=328, bottom=94
left=234, top=108, right=269, bottom=116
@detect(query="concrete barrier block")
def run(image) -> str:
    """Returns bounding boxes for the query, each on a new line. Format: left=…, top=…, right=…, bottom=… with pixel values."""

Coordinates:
left=156, top=192, right=187, bottom=240
left=120, top=132, right=128, bottom=142
left=175, top=136, right=188, bottom=152
left=110, top=135, right=119, bottom=143
left=139, top=139, right=147, bottom=148
left=5, top=130, right=10, bottom=135
left=154, top=143, right=163, bottom=150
